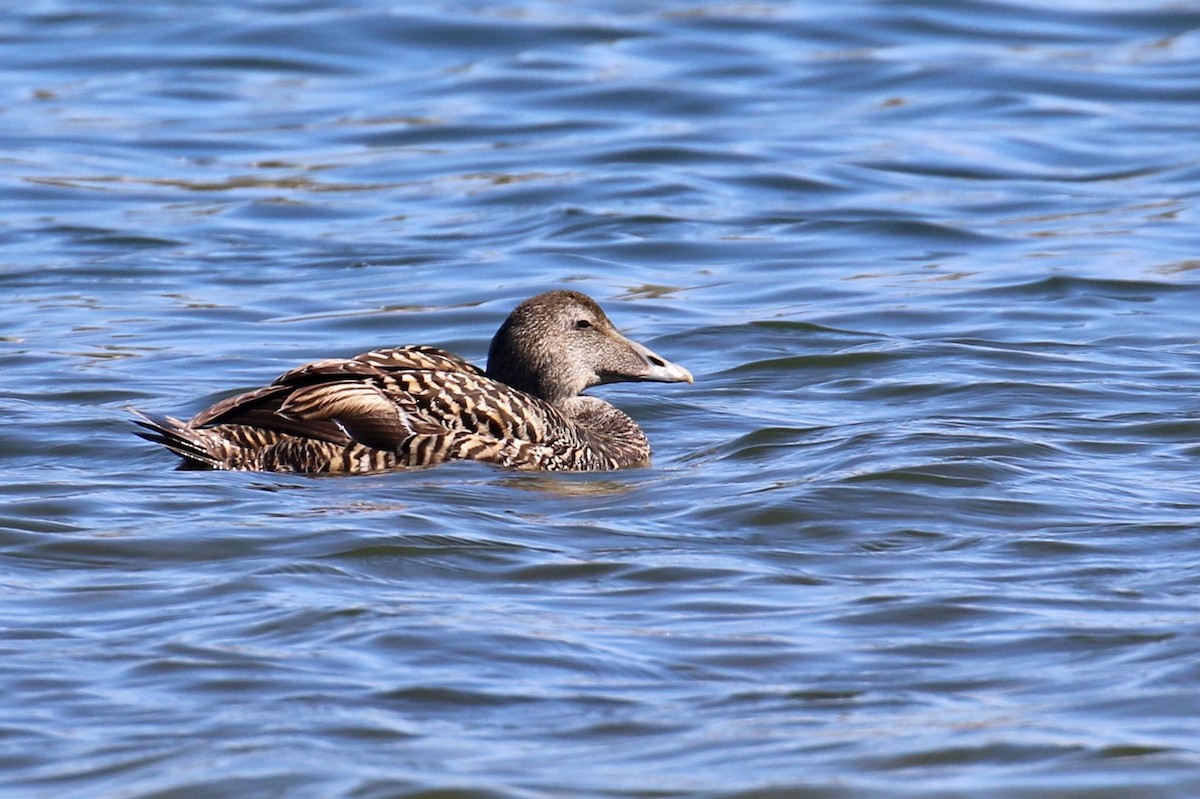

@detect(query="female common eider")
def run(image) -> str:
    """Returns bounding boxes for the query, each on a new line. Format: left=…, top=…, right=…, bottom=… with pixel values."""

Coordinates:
left=134, top=290, right=693, bottom=473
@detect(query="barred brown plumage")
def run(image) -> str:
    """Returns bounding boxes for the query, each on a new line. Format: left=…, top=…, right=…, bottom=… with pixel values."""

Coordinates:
left=133, top=290, right=693, bottom=473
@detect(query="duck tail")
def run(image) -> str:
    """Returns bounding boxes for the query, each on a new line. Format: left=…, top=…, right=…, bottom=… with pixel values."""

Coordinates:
left=130, top=408, right=225, bottom=470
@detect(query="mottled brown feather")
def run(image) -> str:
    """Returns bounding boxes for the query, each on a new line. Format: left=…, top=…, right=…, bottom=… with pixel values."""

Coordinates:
left=134, top=291, right=691, bottom=473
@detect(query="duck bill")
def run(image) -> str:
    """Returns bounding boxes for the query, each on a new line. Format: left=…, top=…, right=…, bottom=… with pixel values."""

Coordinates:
left=620, top=337, right=694, bottom=385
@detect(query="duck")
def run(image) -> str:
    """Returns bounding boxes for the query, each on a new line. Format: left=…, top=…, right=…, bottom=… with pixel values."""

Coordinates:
left=133, top=290, right=693, bottom=473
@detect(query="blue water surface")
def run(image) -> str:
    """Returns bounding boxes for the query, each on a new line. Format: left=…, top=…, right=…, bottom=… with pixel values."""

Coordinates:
left=2, top=1, right=1200, bottom=797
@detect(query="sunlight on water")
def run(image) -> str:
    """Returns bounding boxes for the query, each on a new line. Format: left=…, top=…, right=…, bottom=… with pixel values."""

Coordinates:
left=2, top=1, right=1200, bottom=798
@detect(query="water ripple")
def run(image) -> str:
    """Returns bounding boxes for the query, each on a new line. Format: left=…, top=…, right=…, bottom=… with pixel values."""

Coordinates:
left=4, top=1, right=1200, bottom=798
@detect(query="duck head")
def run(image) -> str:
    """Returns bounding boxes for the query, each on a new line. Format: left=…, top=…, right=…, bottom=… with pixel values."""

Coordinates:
left=486, top=290, right=693, bottom=404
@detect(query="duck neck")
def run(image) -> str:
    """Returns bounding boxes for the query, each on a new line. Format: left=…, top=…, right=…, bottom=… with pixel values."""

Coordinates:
left=486, top=361, right=568, bottom=404
left=486, top=329, right=575, bottom=404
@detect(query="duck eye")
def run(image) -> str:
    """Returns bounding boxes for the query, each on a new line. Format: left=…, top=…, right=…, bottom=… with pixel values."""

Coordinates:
left=575, top=319, right=592, bottom=330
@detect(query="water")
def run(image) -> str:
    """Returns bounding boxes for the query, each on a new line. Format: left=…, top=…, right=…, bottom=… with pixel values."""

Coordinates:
left=3, top=1, right=1200, bottom=796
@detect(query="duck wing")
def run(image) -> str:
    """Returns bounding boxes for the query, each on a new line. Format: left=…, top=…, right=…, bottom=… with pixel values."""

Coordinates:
left=187, top=360, right=374, bottom=445
left=189, top=347, right=477, bottom=449
left=351, top=345, right=485, bottom=376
